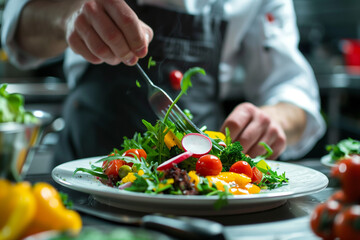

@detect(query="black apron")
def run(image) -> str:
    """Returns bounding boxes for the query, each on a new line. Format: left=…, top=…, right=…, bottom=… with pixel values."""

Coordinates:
left=54, top=1, right=227, bottom=165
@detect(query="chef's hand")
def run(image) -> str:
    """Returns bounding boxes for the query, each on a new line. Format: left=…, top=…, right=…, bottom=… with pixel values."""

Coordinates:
left=220, top=103, right=287, bottom=159
left=65, top=0, right=153, bottom=66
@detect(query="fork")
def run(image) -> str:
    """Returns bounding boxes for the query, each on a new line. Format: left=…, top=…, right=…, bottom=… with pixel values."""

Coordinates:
left=135, top=63, right=202, bottom=134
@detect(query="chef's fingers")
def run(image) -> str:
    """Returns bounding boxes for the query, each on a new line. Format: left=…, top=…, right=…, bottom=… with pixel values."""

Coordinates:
left=74, top=10, right=123, bottom=65
left=220, top=103, right=253, bottom=142
left=102, top=0, right=152, bottom=59
left=234, top=108, right=270, bottom=155
left=67, top=28, right=103, bottom=64
left=246, top=123, right=286, bottom=159
left=82, top=1, right=137, bottom=65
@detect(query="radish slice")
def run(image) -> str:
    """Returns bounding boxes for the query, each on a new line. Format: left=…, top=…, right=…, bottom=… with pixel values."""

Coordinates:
left=157, top=133, right=212, bottom=171
left=181, top=133, right=212, bottom=158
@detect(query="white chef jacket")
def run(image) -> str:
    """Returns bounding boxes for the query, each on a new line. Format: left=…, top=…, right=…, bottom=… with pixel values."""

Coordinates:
left=1, top=0, right=326, bottom=159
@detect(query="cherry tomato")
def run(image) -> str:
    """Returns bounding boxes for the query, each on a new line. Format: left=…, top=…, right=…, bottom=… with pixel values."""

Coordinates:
left=251, top=166, right=263, bottom=184
left=169, top=70, right=183, bottom=90
left=229, top=161, right=253, bottom=178
left=102, top=159, right=126, bottom=178
left=196, top=154, right=222, bottom=176
left=122, top=149, right=147, bottom=167
left=329, top=190, right=352, bottom=205
left=331, top=155, right=360, bottom=202
left=334, top=205, right=360, bottom=240
left=310, top=200, right=342, bottom=240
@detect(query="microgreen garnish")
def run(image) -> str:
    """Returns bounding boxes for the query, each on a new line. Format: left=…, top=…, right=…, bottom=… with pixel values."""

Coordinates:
left=147, top=56, right=156, bottom=69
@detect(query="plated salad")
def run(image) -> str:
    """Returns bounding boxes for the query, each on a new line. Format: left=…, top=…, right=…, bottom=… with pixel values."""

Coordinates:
left=75, top=67, right=288, bottom=209
left=325, top=138, right=360, bottom=164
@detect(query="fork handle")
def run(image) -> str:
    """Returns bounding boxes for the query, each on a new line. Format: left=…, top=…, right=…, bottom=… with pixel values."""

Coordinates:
left=136, top=63, right=155, bottom=87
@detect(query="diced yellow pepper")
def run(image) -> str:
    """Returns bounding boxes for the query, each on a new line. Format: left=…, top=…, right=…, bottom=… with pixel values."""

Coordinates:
left=206, top=176, right=229, bottom=191
left=121, top=172, right=137, bottom=183
left=188, top=171, right=200, bottom=187
left=214, top=172, right=251, bottom=188
left=228, top=187, right=250, bottom=195
left=245, top=183, right=261, bottom=194
left=204, top=131, right=226, bottom=141
left=164, top=129, right=183, bottom=150
left=157, top=178, right=174, bottom=189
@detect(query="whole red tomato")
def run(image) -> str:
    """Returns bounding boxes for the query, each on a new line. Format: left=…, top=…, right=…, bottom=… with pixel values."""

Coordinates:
left=229, top=161, right=253, bottom=178
left=334, top=205, right=360, bottom=240
left=331, top=155, right=360, bottom=202
left=251, top=166, right=263, bottom=184
left=196, top=154, right=222, bottom=176
left=169, top=70, right=183, bottom=90
left=310, top=200, right=342, bottom=240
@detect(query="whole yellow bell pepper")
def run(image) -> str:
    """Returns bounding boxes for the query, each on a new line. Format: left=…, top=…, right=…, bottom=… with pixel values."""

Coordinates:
left=0, top=180, right=36, bottom=240
left=22, top=182, right=82, bottom=237
left=0, top=180, right=82, bottom=240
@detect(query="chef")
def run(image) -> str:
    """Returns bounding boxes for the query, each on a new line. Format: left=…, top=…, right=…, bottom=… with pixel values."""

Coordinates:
left=1, top=0, right=325, bottom=165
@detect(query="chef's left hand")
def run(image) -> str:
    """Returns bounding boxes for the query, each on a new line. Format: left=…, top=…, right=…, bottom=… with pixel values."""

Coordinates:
left=220, top=102, right=286, bottom=159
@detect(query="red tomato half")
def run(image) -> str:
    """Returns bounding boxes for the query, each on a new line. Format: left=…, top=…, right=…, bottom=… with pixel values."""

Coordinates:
left=102, top=159, right=126, bottom=178
left=251, top=166, right=263, bottom=184
left=229, top=161, right=253, bottom=178
left=196, top=154, right=222, bottom=176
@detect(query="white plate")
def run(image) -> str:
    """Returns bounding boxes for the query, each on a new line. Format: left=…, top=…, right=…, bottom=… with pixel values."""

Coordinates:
left=52, top=157, right=329, bottom=216
left=320, top=154, right=336, bottom=168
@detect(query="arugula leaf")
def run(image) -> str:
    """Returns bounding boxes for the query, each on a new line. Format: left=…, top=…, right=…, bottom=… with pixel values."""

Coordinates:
left=73, top=168, right=107, bottom=179
left=258, top=168, right=288, bottom=190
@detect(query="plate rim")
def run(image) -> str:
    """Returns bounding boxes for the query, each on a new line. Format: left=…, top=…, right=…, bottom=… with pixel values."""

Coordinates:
left=320, top=154, right=336, bottom=168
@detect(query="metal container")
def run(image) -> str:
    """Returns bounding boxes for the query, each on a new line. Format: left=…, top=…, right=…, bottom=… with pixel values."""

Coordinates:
left=0, top=110, right=52, bottom=181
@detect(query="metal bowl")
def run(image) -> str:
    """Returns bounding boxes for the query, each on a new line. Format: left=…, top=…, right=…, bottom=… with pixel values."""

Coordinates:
left=0, top=110, right=53, bottom=181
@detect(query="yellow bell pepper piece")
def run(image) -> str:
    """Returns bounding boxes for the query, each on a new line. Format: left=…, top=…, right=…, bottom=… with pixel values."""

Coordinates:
left=206, top=176, right=229, bottom=191
left=188, top=171, right=200, bottom=187
left=214, top=172, right=251, bottom=188
left=204, top=131, right=226, bottom=141
left=0, top=181, right=36, bottom=240
left=228, top=187, right=250, bottom=195
left=22, top=182, right=82, bottom=237
left=164, top=129, right=183, bottom=150
left=245, top=183, right=261, bottom=194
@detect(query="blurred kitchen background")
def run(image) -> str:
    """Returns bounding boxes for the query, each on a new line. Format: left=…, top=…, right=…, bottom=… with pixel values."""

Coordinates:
left=1, top=0, right=360, bottom=173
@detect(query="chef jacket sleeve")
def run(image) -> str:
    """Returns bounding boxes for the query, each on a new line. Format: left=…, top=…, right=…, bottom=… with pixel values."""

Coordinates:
left=238, top=0, right=326, bottom=160
left=1, top=0, right=47, bottom=69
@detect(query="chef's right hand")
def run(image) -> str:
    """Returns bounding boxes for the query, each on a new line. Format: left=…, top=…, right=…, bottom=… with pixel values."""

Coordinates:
left=65, top=0, right=153, bottom=66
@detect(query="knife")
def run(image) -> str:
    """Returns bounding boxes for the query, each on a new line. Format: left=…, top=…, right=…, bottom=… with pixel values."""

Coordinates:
left=73, top=195, right=226, bottom=240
